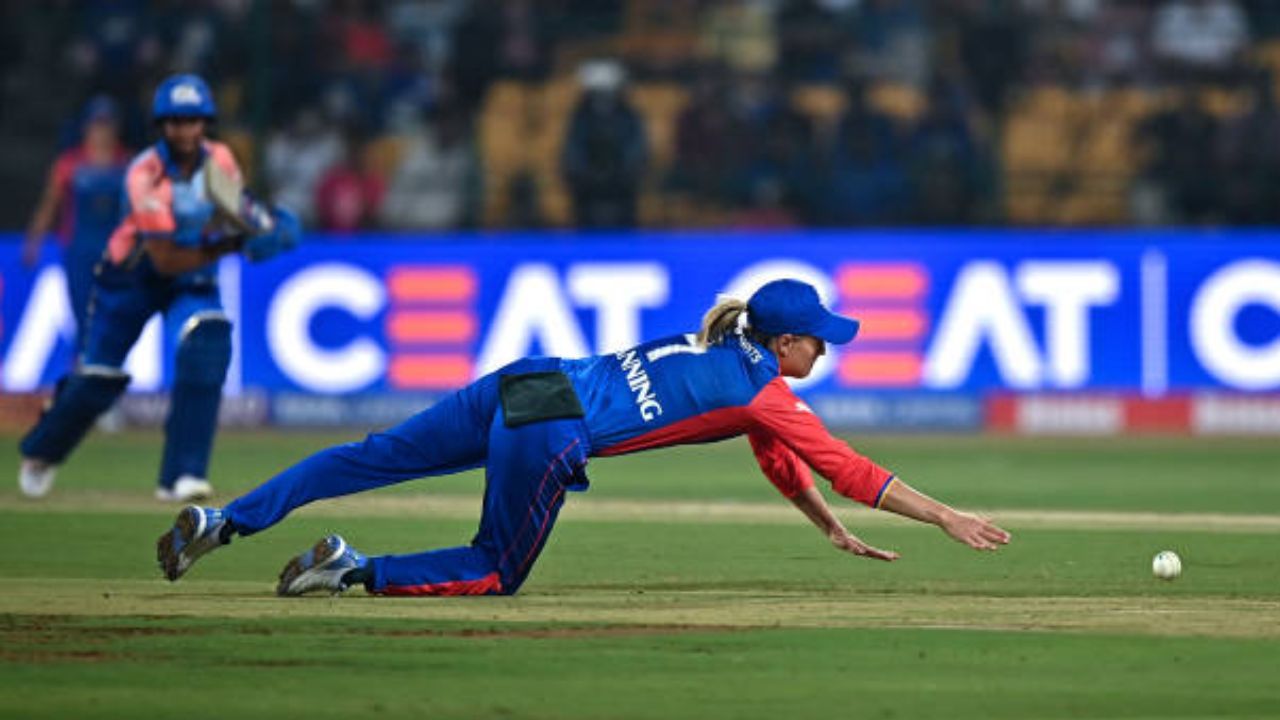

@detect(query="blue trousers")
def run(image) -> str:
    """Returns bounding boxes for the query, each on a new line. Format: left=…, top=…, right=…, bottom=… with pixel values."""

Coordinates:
left=64, top=245, right=101, bottom=349
left=21, top=260, right=228, bottom=489
left=82, top=267, right=221, bottom=374
left=224, top=358, right=591, bottom=596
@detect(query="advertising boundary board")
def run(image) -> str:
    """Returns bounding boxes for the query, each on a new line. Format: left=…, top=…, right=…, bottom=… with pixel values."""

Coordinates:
left=2, top=230, right=1278, bottom=432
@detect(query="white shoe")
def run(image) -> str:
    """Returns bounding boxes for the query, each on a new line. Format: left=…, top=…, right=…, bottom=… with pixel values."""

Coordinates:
left=95, top=405, right=126, bottom=433
left=277, top=534, right=368, bottom=597
left=155, top=475, right=214, bottom=502
left=18, top=459, right=57, bottom=498
left=157, top=505, right=230, bottom=581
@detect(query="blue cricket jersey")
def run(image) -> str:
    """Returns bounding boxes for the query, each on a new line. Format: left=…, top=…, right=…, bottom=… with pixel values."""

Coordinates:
left=51, top=146, right=128, bottom=256
left=561, top=332, right=895, bottom=507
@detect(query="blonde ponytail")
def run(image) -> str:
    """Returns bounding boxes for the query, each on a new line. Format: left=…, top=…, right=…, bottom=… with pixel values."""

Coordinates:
left=697, top=297, right=748, bottom=347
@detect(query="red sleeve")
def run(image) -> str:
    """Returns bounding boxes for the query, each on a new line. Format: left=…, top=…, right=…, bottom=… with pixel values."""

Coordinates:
left=51, top=152, right=77, bottom=198
left=747, top=377, right=895, bottom=507
left=748, top=428, right=814, bottom=499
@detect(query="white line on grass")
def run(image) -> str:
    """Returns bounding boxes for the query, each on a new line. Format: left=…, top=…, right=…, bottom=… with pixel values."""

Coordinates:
left=4, top=492, right=1280, bottom=533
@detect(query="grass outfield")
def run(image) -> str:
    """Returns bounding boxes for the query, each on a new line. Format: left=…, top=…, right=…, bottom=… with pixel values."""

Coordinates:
left=2, top=430, right=1279, bottom=719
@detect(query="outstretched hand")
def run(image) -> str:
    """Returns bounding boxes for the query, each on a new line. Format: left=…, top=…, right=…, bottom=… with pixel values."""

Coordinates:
left=940, top=510, right=1012, bottom=551
left=829, top=529, right=900, bottom=562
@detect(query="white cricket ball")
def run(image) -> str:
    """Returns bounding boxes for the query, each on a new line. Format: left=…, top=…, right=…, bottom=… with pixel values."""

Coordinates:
left=1152, top=550, right=1182, bottom=581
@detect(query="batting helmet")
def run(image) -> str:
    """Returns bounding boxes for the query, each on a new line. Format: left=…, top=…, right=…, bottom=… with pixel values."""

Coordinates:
left=151, top=74, right=216, bottom=122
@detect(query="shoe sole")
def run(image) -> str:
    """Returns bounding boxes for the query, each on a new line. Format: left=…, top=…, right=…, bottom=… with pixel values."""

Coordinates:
left=156, top=506, right=203, bottom=582
left=276, top=536, right=345, bottom=597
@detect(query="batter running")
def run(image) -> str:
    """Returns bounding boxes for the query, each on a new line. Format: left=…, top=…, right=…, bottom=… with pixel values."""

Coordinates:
left=158, top=278, right=1011, bottom=596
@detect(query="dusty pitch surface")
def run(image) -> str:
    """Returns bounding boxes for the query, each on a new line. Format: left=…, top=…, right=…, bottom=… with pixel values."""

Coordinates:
left=4, top=492, right=1279, bottom=641
left=4, top=579, right=1278, bottom=640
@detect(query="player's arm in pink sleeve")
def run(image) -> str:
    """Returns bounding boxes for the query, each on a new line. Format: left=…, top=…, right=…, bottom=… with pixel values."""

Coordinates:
left=114, top=149, right=241, bottom=275
left=123, top=161, right=222, bottom=275
left=748, top=378, right=1011, bottom=554
left=747, top=378, right=895, bottom=507
left=747, top=428, right=813, bottom=499
left=125, top=154, right=176, bottom=239
left=750, top=425, right=899, bottom=561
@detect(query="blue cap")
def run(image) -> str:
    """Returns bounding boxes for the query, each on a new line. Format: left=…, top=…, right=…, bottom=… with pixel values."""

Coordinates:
left=151, top=74, right=216, bottom=121
left=83, top=95, right=120, bottom=124
left=747, top=279, right=860, bottom=344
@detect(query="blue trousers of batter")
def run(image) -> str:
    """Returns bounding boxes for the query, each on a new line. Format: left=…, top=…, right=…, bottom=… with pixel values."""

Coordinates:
left=23, top=262, right=227, bottom=488
left=223, top=358, right=591, bottom=596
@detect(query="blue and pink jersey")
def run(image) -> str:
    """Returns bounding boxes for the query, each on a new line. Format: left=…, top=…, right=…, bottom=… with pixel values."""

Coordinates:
left=562, top=332, right=895, bottom=507
left=107, top=139, right=241, bottom=284
left=50, top=146, right=129, bottom=256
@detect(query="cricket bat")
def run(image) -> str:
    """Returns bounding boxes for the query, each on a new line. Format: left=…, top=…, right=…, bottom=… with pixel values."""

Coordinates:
left=203, top=156, right=254, bottom=233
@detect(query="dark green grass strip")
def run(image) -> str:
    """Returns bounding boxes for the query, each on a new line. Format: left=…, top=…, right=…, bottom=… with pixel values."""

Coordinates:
left=2, top=614, right=1277, bottom=720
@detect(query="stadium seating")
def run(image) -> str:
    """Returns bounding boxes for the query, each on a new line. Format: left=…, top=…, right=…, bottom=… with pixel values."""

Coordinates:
left=479, top=81, right=541, bottom=226
left=629, top=83, right=689, bottom=225
left=1003, top=86, right=1149, bottom=225
left=363, top=134, right=409, bottom=182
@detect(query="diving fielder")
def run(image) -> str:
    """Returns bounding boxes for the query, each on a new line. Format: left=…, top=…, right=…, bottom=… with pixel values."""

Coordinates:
left=159, top=279, right=1011, bottom=596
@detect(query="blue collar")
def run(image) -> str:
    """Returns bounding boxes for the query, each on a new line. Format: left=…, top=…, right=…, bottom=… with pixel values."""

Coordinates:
left=155, top=139, right=207, bottom=180
left=734, top=332, right=778, bottom=373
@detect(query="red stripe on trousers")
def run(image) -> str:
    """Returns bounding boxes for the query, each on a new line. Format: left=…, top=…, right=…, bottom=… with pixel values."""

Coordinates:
left=497, top=439, right=579, bottom=572
left=377, top=571, right=503, bottom=597
left=377, top=440, right=580, bottom=597
left=518, top=485, right=565, bottom=576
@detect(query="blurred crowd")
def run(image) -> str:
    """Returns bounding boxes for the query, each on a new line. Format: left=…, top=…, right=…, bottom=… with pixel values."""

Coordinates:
left=4, top=0, right=1280, bottom=231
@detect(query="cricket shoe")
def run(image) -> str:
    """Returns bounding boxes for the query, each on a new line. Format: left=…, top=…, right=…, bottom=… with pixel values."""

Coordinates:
left=276, top=534, right=367, bottom=597
left=157, top=505, right=230, bottom=581
left=155, top=475, right=215, bottom=503
left=18, top=459, right=57, bottom=498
